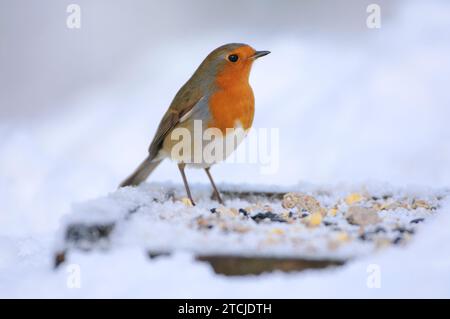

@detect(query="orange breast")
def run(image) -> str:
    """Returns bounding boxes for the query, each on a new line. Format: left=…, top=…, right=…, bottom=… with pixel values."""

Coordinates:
left=208, top=74, right=255, bottom=133
left=208, top=86, right=254, bottom=132
left=208, top=48, right=256, bottom=132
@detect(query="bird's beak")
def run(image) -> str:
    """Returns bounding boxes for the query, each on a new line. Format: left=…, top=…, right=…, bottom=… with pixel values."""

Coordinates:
left=251, top=50, right=271, bottom=60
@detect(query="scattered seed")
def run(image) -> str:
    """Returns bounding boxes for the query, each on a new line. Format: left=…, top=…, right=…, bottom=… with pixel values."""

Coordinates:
left=359, top=233, right=368, bottom=241
left=323, top=221, right=336, bottom=226
left=328, top=208, right=338, bottom=217
left=412, top=199, right=431, bottom=210
left=395, top=227, right=415, bottom=235
left=374, top=226, right=386, bottom=233
left=308, top=212, right=323, bottom=227
left=251, top=212, right=286, bottom=223
left=345, top=206, right=381, bottom=226
left=345, top=193, right=363, bottom=205
left=270, top=228, right=285, bottom=235
left=335, top=232, right=349, bottom=242
left=282, top=192, right=324, bottom=214
left=410, top=218, right=424, bottom=224
left=239, top=208, right=248, bottom=216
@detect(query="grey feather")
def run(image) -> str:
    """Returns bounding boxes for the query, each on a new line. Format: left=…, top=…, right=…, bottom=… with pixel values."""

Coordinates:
left=119, top=157, right=162, bottom=187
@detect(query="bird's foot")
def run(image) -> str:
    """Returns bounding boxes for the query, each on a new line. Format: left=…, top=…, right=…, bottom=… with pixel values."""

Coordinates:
left=211, top=192, right=224, bottom=205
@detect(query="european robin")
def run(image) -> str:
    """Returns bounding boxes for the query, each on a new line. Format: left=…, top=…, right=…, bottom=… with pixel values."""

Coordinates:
left=119, top=43, right=270, bottom=205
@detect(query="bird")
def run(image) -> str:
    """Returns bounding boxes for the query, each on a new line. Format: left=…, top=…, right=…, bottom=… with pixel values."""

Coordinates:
left=119, top=43, right=270, bottom=205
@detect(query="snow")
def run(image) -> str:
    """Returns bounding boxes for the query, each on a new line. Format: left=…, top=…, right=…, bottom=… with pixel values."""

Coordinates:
left=1, top=182, right=449, bottom=298
left=1, top=1, right=450, bottom=298
left=56, top=182, right=444, bottom=260
left=2, top=195, right=450, bottom=298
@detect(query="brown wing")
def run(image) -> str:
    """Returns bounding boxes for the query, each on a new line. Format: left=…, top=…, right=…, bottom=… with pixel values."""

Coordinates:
left=148, top=85, right=203, bottom=160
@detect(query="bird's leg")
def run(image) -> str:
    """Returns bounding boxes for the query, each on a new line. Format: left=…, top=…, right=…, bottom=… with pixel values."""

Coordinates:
left=178, top=163, right=195, bottom=206
left=204, top=167, right=224, bottom=205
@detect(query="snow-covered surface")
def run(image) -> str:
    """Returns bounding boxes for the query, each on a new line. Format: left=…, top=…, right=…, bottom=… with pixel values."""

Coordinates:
left=1, top=182, right=450, bottom=298
left=57, top=183, right=444, bottom=261
left=1, top=1, right=450, bottom=298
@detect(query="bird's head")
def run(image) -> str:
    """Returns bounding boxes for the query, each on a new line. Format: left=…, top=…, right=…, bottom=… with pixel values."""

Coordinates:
left=196, top=43, right=270, bottom=89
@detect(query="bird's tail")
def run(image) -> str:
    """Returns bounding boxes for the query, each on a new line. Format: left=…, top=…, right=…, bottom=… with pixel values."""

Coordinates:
left=119, top=156, right=162, bottom=188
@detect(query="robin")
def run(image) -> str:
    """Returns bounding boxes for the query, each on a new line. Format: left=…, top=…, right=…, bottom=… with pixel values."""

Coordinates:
left=119, top=43, right=270, bottom=205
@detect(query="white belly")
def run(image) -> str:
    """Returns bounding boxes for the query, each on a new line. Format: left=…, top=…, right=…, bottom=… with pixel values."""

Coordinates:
left=161, top=120, right=248, bottom=168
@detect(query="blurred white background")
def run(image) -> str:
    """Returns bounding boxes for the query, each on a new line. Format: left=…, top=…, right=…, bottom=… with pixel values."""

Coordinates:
left=1, top=0, right=449, bottom=236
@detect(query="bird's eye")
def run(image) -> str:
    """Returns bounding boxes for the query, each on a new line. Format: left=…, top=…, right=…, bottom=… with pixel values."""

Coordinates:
left=228, top=54, right=239, bottom=62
